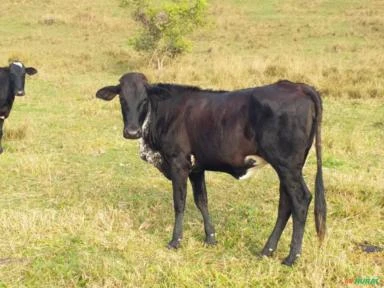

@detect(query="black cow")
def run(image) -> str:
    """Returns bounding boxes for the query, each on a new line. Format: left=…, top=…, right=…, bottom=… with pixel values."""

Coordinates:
left=96, top=73, right=326, bottom=266
left=0, top=61, right=37, bottom=153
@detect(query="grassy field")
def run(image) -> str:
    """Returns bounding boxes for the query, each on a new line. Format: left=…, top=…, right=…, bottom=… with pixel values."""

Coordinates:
left=0, top=0, right=383, bottom=287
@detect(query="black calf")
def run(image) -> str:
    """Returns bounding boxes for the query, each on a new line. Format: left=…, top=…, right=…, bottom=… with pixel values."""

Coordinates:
left=96, top=73, right=326, bottom=265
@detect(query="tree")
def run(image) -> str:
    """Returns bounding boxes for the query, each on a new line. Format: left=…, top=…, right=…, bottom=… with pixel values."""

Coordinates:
left=123, top=0, right=207, bottom=69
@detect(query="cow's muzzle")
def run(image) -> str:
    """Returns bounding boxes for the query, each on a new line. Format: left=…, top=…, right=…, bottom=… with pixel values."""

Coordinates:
left=123, top=127, right=142, bottom=139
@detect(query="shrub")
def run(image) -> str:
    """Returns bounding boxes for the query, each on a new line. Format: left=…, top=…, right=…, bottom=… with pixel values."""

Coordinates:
left=123, top=0, right=207, bottom=69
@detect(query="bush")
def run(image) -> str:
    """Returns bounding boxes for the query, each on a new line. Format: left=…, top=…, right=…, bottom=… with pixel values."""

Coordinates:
left=123, top=0, right=207, bottom=68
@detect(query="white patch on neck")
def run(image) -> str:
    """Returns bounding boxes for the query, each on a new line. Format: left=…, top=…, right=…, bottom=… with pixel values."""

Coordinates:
left=141, top=106, right=151, bottom=133
left=12, top=62, right=23, bottom=68
left=139, top=108, right=165, bottom=172
left=239, top=155, right=267, bottom=180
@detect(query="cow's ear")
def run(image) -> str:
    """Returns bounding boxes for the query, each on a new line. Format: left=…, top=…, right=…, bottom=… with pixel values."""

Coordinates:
left=26, top=67, right=38, bottom=75
left=96, top=85, right=120, bottom=101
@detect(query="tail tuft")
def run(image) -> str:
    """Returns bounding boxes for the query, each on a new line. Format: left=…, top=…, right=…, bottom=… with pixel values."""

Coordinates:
left=315, top=168, right=326, bottom=243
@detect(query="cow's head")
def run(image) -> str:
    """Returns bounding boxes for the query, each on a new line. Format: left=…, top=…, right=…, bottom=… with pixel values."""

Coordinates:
left=9, top=62, right=38, bottom=96
left=96, top=72, right=149, bottom=139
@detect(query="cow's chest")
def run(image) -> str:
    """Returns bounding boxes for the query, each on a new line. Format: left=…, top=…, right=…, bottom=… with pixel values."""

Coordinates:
left=0, top=94, right=15, bottom=120
left=137, top=109, right=200, bottom=178
left=139, top=138, right=165, bottom=173
left=0, top=100, right=13, bottom=120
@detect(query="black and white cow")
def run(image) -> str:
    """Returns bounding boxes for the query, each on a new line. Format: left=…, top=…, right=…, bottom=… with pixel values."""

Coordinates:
left=0, top=61, right=37, bottom=153
left=96, top=73, right=326, bottom=266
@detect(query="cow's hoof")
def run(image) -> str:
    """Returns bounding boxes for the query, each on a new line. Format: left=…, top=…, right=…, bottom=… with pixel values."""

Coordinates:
left=282, top=256, right=296, bottom=266
left=204, top=235, right=217, bottom=246
left=261, top=247, right=274, bottom=257
left=167, top=239, right=181, bottom=249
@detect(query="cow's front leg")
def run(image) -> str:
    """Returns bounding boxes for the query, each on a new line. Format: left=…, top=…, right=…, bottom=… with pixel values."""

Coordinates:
left=167, top=157, right=189, bottom=249
left=0, top=119, right=4, bottom=154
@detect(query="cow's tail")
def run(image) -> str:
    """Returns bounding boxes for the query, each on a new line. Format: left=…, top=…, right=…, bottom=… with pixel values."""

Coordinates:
left=303, top=85, right=326, bottom=243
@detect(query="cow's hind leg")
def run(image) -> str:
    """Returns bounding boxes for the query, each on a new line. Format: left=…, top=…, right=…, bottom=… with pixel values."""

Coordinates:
left=261, top=182, right=291, bottom=257
left=279, top=169, right=312, bottom=266
left=189, top=171, right=216, bottom=245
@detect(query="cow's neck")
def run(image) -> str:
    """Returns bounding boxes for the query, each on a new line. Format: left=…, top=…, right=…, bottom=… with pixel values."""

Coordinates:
left=141, top=104, right=151, bottom=140
left=139, top=105, right=167, bottom=176
left=141, top=103, right=160, bottom=148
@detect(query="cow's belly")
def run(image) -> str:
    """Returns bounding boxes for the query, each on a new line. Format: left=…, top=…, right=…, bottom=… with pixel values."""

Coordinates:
left=196, top=154, right=268, bottom=180
left=139, top=134, right=267, bottom=180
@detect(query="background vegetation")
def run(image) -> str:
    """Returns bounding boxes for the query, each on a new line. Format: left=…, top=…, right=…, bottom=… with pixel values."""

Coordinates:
left=0, top=0, right=383, bottom=287
left=125, top=0, right=207, bottom=68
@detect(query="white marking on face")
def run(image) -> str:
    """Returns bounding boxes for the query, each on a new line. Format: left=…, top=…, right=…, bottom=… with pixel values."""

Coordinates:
left=239, top=155, right=267, bottom=180
left=268, top=248, right=274, bottom=252
left=12, top=62, right=23, bottom=68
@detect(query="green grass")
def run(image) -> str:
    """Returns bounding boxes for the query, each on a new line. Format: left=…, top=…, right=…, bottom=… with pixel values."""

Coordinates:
left=0, top=0, right=383, bottom=287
